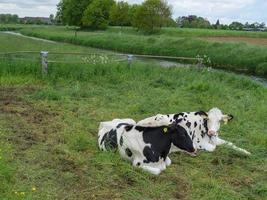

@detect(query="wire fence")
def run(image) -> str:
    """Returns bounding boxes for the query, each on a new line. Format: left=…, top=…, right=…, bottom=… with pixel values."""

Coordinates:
left=0, top=50, right=204, bottom=74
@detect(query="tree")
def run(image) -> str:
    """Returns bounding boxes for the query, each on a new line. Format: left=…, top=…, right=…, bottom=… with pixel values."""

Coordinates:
left=0, top=14, right=19, bottom=24
left=215, top=19, right=220, bottom=29
left=134, top=0, right=172, bottom=33
left=57, top=0, right=92, bottom=26
left=49, top=14, right=55, bottom=24
left=128, top=4, right=141, bottom=28
left=110, top=1, right=131, bottom=26
left=176, top=15, right=211, bottom=29
left=82, top=0, right=115, bottom=29
left=229, top=21, right=244, bottom=30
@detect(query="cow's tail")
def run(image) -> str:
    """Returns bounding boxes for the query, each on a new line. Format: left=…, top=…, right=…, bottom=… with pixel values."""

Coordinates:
left=224, top=141, right=251, bottom=155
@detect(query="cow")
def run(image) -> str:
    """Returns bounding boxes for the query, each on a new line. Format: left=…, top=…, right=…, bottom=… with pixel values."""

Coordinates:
left=137, top=108, right=251, bottom=155
left=98, top=118, right=196, bottom=175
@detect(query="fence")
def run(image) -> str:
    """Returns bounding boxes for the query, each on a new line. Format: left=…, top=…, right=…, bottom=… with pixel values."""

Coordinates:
left=0, top=51, right=204, bottom=75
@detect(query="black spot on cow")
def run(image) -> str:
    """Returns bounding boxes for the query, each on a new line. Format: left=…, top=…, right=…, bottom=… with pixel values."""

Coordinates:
left=199, top=124, right=202, bottom=130
left=120, top=136, right=123, bottom=146
left=174, top=113, right=184, bottom=119
left=101, top=129, right=118, bottom=150
left=189, top=131, right=192, bottom=135
left=170, top=119, right=173, bottom=123
left=125, top=148, right=133, bottom=157
left=199, top=145, right=202, bottom=149
left=201, top=131, right=205, bottom=138
left=135, top=126, right=146, bottom=132
left=137, top=162, right=141, bottom=166
left=125, top=125, right=133, bottom=132
left=186, top=121, right=191, bottom=128
left=195, top=111, right=208, bottom=117
left=167, top=114, right=170, bottom=117
left=175, top=118, right=183, bottom=124
left=197, top=138, right=200, bottom=143
left=117, top=123, right=130, bottom=129
left=194, top=122, right=197, bottom=128
left=143, top=146, right=160, bottom=163
left=142, top=124, right=194, bottom=163
left=203, top=119, right=208, bottom=132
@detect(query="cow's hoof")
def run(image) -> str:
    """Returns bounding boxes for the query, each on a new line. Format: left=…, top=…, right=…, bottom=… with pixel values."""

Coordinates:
left=165, top=157, right=172, bottom=166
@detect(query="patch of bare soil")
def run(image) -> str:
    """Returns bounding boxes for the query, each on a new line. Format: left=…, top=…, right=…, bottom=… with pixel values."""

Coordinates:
left=0, top=86, right=58, bottom=152
left=201, top=37, right=267, bottom=46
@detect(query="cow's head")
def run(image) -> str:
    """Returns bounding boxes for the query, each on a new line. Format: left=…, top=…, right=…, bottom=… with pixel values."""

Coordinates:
left=205, top=108, right=234, bottom=136
left=169, top=122, right=196, bottom=155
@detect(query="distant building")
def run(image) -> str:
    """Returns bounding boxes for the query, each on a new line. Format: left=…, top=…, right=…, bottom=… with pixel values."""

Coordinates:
left=20, top=17, right=52, bottom=24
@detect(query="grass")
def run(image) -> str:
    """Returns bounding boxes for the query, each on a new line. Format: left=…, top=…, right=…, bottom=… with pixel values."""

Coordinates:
left=4, top=25, right=265, bottom=77
left=0, top=32, right=267, bottom=200
left=108, top=26, right=267, bottom=38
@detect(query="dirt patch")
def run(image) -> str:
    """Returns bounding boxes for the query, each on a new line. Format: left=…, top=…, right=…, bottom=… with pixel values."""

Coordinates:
left=201, top=36, right=267, bottom=46
left=0, top=86, right=59, bottom=152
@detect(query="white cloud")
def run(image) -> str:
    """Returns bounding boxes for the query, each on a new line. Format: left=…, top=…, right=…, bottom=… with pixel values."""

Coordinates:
left=126, top=0, right=257, bottom=24
left=0, top=0, right=58, bottom=17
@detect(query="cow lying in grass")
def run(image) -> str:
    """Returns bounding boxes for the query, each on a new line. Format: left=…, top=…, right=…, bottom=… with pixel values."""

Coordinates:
left=98, top=119, right=196, bottom=175
left=137, top=108, right=251, bottom=155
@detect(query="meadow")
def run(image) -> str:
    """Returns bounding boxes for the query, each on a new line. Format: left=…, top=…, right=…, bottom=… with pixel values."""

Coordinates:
left=0, top=32, right=267, bottom=200
left=10, top=25, right=267, bottom=77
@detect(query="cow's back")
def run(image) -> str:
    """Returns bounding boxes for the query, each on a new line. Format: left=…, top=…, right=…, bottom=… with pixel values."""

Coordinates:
left=98, top=119, right=136, bottom=151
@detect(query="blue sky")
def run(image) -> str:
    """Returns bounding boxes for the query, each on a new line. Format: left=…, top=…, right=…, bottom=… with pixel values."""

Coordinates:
left=0, top=0, right=266, bottom=25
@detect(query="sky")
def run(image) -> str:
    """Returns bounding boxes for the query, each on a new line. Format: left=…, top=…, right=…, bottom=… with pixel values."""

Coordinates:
left=0, top=0, right=266, bottom=25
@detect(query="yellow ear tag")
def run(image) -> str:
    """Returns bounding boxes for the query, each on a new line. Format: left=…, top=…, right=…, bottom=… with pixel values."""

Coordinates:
left=163, top=128, right=168, bottom=133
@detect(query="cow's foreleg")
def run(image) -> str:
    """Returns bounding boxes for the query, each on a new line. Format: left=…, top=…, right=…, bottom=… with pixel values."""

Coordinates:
left=140, top=165, right=162, bottom=175
left=216, top=138, right=251, bottom=155
left=165, top=156, right=172, bottom=167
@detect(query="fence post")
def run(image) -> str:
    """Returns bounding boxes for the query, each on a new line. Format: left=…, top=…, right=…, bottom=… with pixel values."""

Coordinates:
left=40, top=51, right=49, bottom=74
left=127, top=54, right=133, bottom=67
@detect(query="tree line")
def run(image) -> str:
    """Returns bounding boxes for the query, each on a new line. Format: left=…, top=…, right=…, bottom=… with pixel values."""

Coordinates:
left=56, top=0, right=174, bottom=33
left=1, top=0, right=266, bottom=33
left=56, top=0, right=266, bottom=32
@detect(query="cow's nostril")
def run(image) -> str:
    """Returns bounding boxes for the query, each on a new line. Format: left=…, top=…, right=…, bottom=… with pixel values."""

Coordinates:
left=208, top=130, right=216, bottom=136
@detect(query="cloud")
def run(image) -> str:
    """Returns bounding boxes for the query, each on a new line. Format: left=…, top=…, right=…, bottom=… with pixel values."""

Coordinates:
left=126, top=0, right=260, bottom=24
left=0, top=0, right=58, bottom=17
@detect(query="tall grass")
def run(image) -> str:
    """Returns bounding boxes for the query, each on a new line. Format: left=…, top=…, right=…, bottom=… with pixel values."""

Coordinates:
left=16, top=26, right=267, bottom=77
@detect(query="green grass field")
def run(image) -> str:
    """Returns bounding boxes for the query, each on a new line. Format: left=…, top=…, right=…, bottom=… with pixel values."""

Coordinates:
left=1, top=24, right=267, bottom=76
left=0, top=33, right=267, bottom=200
left=4, top=25, right=265, bottom=77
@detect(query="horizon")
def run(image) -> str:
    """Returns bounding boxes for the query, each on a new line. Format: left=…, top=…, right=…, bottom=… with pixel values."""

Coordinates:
left=0, top=0, right=266, bottom=25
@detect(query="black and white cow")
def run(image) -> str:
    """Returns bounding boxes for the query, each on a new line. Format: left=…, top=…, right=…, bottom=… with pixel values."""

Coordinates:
left=98, top=118, right=195, bottom=175
left=137, top=108, right=251, bottom=155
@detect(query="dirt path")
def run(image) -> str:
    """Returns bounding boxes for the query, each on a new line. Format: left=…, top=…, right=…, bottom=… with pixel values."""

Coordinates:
left=202, top=36, right=267, bottom=46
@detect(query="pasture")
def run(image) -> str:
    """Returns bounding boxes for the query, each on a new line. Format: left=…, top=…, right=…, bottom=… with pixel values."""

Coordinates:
left=0, top=32, right=267, bottom=200
left=9, top=25, right=267, bottom=77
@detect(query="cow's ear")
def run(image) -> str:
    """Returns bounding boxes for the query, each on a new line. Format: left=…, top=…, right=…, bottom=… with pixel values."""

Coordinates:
left=222, top=114, right=234, bottom=124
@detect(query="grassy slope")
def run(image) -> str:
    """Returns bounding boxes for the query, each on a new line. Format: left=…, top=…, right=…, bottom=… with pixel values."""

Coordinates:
left=11, top=26, right=267, bottom=77
left=0, top=33, right=267, bottom=200
left=108, top=26, right=267, bottom=38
